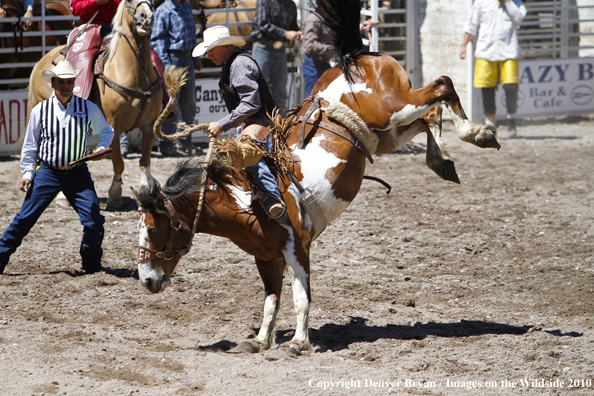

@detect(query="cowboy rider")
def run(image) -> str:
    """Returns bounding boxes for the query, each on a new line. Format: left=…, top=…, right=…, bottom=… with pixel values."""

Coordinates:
left=69, top=0, right=119, bottom=39
left=193, top=25, right=286, bottom=220
left=69, top=0, right=170, bottom=155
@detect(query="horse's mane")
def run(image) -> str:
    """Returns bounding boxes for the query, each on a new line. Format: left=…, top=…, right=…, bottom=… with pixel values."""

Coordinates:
left=313, top=0, right=367, bottom=84
left=137, top=157, right=234, bottom=214
left=108, top=0, right=127, bottom=59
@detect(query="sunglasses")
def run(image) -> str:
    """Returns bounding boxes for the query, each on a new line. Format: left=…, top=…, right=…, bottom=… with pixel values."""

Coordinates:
left=54, top=78, right=75, bottom=86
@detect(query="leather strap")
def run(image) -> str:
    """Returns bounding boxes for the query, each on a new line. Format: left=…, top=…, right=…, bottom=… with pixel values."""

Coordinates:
left=98, top=71, right=161, bottom=101
left=295, top=116, right=374, bottom=163
left=299, top=96, right=321, bottom=149
left=363, top=175, right=391, bottom=194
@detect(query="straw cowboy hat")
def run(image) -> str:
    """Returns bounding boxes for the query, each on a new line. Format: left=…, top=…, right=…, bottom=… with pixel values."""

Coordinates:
left=192, top=25, right=246, bottom=57
left=41, top=60, right=83, bottom=83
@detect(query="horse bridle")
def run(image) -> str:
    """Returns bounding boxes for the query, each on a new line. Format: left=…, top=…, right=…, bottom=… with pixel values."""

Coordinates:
left=138, top=192, right=193, bottom=263
left=125, top=0, right=154, bottom=27
left=98, top=0, right=160, bottom=128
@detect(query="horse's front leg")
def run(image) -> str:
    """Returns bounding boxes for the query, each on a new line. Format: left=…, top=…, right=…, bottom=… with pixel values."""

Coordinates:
left=228, top=258, right=286, bottom=354
left=279, top=232, right=312, bottom=356
left=107, top=130, right=125, bottom=209
left=139, top=124, right=156, bottom=187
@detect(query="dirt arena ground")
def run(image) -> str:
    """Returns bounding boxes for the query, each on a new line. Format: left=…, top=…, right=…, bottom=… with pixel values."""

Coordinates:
left=0, top=117, right=593, bottom=395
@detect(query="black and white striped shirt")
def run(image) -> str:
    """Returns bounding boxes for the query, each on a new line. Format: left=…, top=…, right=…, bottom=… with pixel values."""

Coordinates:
left=20, top=93, right=114, bottom=180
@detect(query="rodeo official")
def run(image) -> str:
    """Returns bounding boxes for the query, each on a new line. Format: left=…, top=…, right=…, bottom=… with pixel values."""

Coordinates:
left=0, top=60, right=114, bottom=275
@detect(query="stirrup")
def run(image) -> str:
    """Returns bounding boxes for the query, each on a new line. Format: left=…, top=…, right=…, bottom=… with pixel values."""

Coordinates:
left=268, top=202, right=286, bottom=220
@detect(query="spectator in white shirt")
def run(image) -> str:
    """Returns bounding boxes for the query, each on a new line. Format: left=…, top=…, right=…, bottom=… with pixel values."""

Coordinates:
left=460, top=0, right=527, bottom=138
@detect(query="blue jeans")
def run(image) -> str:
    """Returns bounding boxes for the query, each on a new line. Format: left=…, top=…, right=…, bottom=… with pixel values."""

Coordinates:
left=0, top=164, right=105, bottom=273
left=160, top=53, right=197, bottom=150
left=252, top=41, right=288, bottom=109
left=303, top=55, right=331, bottom=98
left=245, top=159, right=282, bottom=203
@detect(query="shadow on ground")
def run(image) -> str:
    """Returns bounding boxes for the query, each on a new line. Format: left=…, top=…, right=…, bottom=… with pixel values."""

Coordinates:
left=99, top=197, right=139, bottom=212
left=196, top=316, right=583, bottom=354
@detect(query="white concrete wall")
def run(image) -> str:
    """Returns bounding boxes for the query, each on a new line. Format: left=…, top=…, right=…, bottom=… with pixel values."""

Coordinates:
left=579, top=0, right=594, bottom=57
left=419, top=0, right=473, bottom=111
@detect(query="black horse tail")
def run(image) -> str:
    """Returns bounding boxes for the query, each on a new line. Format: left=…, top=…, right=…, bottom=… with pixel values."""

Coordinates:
left=314, top=0, right=366, bottom=84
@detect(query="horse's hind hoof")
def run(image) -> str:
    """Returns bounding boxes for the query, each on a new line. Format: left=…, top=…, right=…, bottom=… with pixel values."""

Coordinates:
left=263, top=346, right=299, bottom=361
left=476, top=126, right=501, bottom=150
left=227, top=340, right=260, bottom=354
left=442, top=159, right=460, bottom=184
left=106, top=198, right=124, bottom=209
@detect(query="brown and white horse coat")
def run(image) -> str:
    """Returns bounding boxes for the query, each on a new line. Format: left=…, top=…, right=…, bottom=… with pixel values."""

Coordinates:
left=135, top=0, right=500, bottom=356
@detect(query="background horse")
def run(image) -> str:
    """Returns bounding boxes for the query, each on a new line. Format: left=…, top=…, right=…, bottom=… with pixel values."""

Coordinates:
left=133, top=0, right=500, bottom=356
left=28, top=0, right=161, bottom=208
left=198, top=0, right=255, bottom=39
left=189, top=0, right=256, bottom=69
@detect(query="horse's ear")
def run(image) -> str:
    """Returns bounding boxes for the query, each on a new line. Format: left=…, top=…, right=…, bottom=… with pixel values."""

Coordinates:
left=130, top=186, right=144, bottom=209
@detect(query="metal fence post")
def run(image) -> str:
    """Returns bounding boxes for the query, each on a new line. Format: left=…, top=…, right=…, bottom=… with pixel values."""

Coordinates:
left=42, top=0, right=46, bottom=55
left=370, top=0, right=379, bottom=52
left=406, top=0, right=421, bottom=88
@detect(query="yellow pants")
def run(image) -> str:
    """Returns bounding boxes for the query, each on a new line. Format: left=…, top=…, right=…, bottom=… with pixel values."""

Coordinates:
left=473, top=58, right=519, bottom=88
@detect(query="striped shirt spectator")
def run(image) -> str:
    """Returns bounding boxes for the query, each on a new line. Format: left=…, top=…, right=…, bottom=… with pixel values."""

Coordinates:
left=21, top=93, right=113, bottom=179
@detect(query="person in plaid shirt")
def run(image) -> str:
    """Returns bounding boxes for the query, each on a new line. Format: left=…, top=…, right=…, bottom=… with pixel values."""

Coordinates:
left=250, top=0, right=302, bottom=110
left=150, top=0, right=199, bottom=157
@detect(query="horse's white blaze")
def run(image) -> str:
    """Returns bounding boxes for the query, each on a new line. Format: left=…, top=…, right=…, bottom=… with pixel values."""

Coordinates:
left=137, top=213, right=170, bottom=290
left=138, top=212, right=149, bottom=245
left=388, top=103, right=434, bottom=129
left=292, top=135, right=350, bottom=223
left=229, top=184, right=252, bottom=211
left=282, top=228, right=310, bottom=344
left=138, top=262, right=170, bottom=290
left=317, top=74, right=372, bottom=102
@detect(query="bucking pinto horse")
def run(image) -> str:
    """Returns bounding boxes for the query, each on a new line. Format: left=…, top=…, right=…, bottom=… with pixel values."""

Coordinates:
left=134, top=0, right=499, bottom=356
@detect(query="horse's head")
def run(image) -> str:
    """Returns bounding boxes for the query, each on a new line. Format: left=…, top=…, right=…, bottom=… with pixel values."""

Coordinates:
left=119, top=0, right=154, bottom=36
left=134, top=170, right=194, bottom=293
left=134, top=158, right=235, bottom=293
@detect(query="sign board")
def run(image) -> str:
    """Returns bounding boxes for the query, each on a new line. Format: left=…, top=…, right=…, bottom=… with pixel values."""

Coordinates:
left=0, top=90, right=28, bottom=157
left=192, top=78, right=235, bottom=142
left=471, top=57, right=594, bottom=121
left=0, top=80, right=234, bottom=156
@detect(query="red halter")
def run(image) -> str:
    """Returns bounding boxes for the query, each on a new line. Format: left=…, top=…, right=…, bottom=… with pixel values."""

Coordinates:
left=138, top=192, right=193, bottom=263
